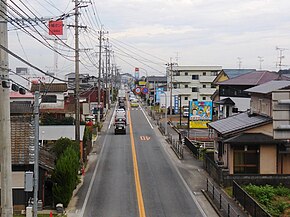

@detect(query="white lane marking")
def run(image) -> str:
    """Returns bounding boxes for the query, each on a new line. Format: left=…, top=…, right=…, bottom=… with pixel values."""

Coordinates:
left=79, top=128, right=109, bottom=217
left=108, top=103, right=118, bottom=129
left=140, top=106, right=153, bottom=129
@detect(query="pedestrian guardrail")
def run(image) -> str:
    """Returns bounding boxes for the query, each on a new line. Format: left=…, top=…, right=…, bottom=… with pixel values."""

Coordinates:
left=205, top=179, right=244, bottom=217
left=232, top=181, right=271, bottom=217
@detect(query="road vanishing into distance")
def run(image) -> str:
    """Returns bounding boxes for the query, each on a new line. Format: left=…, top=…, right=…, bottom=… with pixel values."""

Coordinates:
left=73, top=101, right=210, bottom=217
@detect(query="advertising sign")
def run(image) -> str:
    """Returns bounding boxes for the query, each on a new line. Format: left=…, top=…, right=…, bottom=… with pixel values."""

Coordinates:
left=49, top=20, right=63, bottom=35
left=189, top=101, right=212, bottom=128
left=156, top=87, right=164, bottom=103
left=46, top=20, right=67, bottom=40
left=174, top=95, right=179, bottom=114
left=139, top=81, right=146, bottom=86
left=189, top=101, right=213, bottom=121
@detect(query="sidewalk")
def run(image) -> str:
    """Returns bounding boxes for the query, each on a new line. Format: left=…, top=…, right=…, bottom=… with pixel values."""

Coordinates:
left=148, top=107, right=248, bottom=217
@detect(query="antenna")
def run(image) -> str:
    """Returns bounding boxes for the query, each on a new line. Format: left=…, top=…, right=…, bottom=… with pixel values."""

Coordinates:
left=258, top=56, right=264, bottom=70
left=237, top=57, right=242, bottom=69
left=276, top=46, right=288, bottom=70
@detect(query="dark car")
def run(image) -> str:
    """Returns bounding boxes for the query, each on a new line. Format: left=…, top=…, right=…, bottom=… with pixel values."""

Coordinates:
left=114, top=121, right=126, bottom=134
left=119, top=102, right=126, bottom=110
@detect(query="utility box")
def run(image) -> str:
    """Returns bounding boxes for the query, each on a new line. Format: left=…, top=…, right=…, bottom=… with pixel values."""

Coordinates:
left=24, top=171, right=33, bottom=192
left=26, top=206, right=32, bottom=217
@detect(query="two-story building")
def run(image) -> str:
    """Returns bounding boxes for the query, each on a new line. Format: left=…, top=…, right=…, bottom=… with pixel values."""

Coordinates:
left=213, top=71, right=290, bottom=119
left=166, top=66, right=222, bottom=108
left=207, top=80, right=290, bottom=186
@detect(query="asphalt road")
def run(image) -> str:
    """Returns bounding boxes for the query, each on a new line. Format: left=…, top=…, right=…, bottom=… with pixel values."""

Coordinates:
left=74, top=103, right=209, bottom=217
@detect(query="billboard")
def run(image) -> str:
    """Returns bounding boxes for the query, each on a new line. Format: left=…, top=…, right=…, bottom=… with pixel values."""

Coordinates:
left=189, top=100, right=212, bottom=128
left=155, top=87, right=164, bottom=103
left=46, top=20, right=67, bottom=40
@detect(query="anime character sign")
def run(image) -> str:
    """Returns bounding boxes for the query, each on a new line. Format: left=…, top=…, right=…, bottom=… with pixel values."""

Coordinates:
left=189, top=101, right=212, bottom=121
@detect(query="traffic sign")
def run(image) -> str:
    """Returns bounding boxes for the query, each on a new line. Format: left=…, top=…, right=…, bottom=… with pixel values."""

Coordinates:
left=135, top=87, right=141, bottom=94
left=141, top=87, right=149, bottom=94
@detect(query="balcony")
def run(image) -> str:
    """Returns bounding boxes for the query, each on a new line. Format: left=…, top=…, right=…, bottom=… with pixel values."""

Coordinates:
left=199, top=76, right=216, bottom=83
left=199, top=88, right=216, bottom=95
left=173, top=76, right=191, bottom=83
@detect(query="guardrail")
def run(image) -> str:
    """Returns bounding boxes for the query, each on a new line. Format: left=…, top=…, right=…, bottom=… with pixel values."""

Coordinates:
left=205, top=179, right=244, bottom=217
left=232, top=181, right=271, bottom=217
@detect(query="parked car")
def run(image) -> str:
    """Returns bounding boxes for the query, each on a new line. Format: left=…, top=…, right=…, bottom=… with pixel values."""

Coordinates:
left=115, top=121, right=126, bottom=134
left=183, top=107, right=189, bottom=117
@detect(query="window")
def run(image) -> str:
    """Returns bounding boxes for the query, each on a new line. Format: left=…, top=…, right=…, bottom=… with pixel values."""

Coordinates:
left=192, top=75, right=199, bottom=80
left=202, top=97, right=206, bottom=100
left=42, top=95, right=57, bottom=103
left=174, top=71, right=180, bottom=76
left=192, top=87, right=198, bottom=92
left=203, top=72, right=207, bottom=76
left=211, top=71, right=218, bottom=76
left=184, top=84, right=188, bottom=88
left=184, top=97, right=188, bottom=100
left=233, top=145, right=259, bottom=174
left=203, top=84, right=206, bottom=88
left=185, top=72, right=188, bottom=76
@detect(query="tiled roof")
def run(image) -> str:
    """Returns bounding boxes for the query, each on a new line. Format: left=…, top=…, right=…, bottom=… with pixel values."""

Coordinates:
left=10, top=102, right=33, bottom=114
left=244, top=80, right=290, bottom=94
left=223, top=69, right=256, bottom=79
left=31, top=83, right=68, bottom=92
left=224, top=133, right=286, bottom=145
left=208, top=112, right=272, bottom=136
left=217, top=71, right=290, bottom=86
left=10, top=115, right=54, bottom=169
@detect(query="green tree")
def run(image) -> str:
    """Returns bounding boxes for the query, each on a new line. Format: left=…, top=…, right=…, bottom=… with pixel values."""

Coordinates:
left=52, top=137, right=79, bottom=159
left=52, top=146, right=80, bottom=207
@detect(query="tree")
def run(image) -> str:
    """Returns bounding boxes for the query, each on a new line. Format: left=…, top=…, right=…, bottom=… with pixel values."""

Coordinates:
left=52, top=137, right=79, bottom=159
left=52, top=146, right=80, bottom=207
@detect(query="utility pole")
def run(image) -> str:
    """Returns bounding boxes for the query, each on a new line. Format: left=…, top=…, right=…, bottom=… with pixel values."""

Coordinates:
left=97, top=28, right=103, bottom=123
left=170, top=61, right=173, bottom=116
left=33, top=91, right=40, bottom=217
left=74, top=0, right=80, bottom=144
left=0, top=0, right=13, bottom=216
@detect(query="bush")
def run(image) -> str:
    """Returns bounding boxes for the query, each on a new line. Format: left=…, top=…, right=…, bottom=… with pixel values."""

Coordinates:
left=52, top=146, right=80, bottom=207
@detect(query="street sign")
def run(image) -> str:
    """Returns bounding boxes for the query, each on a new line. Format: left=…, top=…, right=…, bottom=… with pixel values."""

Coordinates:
left=141, top=87, right=149, bottom=94
left=135, top=87, right=141, bottom=94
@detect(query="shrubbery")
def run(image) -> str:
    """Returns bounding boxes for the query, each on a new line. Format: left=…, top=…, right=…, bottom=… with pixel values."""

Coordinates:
left=243, top=184, right=290, bottom=216
left=52, top=138, right=81, bottom=207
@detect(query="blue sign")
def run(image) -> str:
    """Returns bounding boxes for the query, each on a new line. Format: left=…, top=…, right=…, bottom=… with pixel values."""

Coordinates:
left=141, top=87, right=149, bottom=94
left=156, top=87, right=164, bottom=103
left=174, top=95, right=179, bottom=114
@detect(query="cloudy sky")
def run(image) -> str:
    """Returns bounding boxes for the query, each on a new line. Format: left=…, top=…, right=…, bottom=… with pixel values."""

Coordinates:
left=6, top=0, right=290, bottom=79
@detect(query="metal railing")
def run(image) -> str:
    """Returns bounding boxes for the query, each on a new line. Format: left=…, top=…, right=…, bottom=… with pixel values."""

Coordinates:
left=205, top=179, right=244, bottom=217
left=232, top=181, right=271, bottom=217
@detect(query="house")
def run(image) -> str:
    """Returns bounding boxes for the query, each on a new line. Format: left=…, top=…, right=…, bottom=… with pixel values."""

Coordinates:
left=213, top=71, right=290, bottom=119
left=206, top=80, right=290, bottom=187
left=167, top=65, right=222, bottom=108
left=1, top=102, right=55, bottom=212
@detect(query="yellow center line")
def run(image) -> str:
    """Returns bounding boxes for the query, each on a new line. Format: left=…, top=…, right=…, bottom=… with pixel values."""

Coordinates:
left=128, top=104, right=146, bottom=217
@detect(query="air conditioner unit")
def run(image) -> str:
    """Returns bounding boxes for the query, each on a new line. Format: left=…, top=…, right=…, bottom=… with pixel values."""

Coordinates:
left=63, top=92, right=69, bottom=97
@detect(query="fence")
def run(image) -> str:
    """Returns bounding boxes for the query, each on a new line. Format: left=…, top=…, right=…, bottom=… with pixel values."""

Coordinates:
left=184, top=136, right=200, bottom=158
left=169, top=134, right=183, bottom=159
left=232, top=181, right=271, bottom=217
left=205, top=179, right=244, bottom=217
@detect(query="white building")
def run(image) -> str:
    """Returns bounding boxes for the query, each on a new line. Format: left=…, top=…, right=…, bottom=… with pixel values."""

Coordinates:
left=166, top=66, right=222, bottom=107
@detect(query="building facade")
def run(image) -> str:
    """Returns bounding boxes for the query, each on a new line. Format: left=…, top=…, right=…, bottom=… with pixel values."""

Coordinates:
left=167, top=66, right=222, bottom=107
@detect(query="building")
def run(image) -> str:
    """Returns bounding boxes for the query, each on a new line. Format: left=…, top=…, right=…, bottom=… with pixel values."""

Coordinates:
left=206, top=80, right=290, bottom=187
left=167, top=66, right=222, bottom=108
left=213, top=70, right=290, bottom=119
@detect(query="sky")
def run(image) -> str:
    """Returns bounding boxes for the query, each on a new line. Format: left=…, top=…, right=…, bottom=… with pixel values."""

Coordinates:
left=5, top=0, right=290, bottom=81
